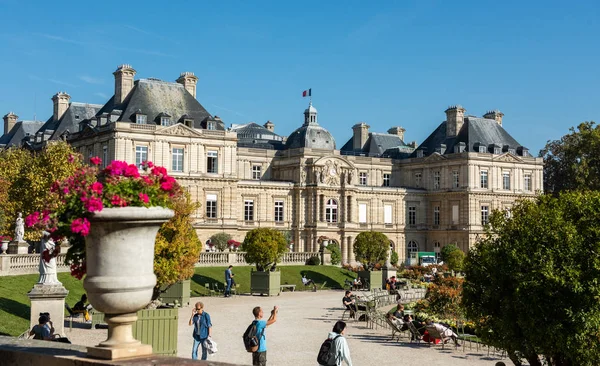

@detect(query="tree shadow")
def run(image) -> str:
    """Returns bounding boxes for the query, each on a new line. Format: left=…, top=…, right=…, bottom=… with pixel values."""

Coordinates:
left=301, top=269, right=355, bottom=289
left=0, top=297, right=30, bottom=320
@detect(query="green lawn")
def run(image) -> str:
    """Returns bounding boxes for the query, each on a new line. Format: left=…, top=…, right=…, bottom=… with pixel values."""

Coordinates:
left=0, top=265, right=355, bottom=336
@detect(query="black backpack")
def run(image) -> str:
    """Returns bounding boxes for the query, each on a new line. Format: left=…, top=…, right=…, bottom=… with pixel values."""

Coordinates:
left=317, top=334, right=341, bottom=365
left=243, top=321, right=261, bottom=353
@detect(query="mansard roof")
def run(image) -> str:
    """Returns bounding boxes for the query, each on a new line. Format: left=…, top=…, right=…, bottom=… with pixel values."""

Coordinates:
left=36, top=102, right=103, bottom=141
left=0, top=120, right=45, bottom=147
left=340, top=132, right=413, bottom=158
left=231, top=122, right=284, bottom=150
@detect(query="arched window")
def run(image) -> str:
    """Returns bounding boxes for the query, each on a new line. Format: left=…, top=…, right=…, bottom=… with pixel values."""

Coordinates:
left=433, top=241, right=441, bottom=262
left=407, top=240, right=418, bottom=254
left=325, top=199, right=338, bottom=223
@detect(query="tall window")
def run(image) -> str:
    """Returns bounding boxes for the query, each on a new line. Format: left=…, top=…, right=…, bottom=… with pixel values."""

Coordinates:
left=136, top=114, right=147, bottom=124
left=408, top=240, right=418, bottom=255
left=383, top=173, right=391, bottom=187
left=481, top=205, right=489, bottom=225
left=503, top=172, right=511, bottom=190
left=415, top=172, right=422, bottom=188
left=206, top=194, right=217, bottom=219
left=135, top=146, right=148, bottom=168
left=325, top=199, right=338, bottom=223
left=384, top=205, right=393, bottom=224
left=433, top=206, right=440, bottom=226
left=408, top=206, right=416, bottom=225
left=359, top=172, right=367, bottom=186
left=172, top=148, right=184, bottom=172
left=433, top=171, right=440, bottom=190
left=207, top=121, right=216, bottom=130
left=358, top=203, right=367, bottom=223
left=244, top=200, right=254, bottom=221
left=102, top=145, right=108, bottom=168
left=252, top=165, right=262, bottom=180
left=207, top=150, right=218, bottom=173
left=524, top=174, right=532, bottom=191
left=434, top=242, right=441, bottom=262
left=274, top=201, right=284, bottom=222
left=452, top=204, right=459, bottom=225
left=452, top=170, right=459, bottom=188
left=480, top=170, right=488, bottom=189
left=161, top=117, right=170, bottom=126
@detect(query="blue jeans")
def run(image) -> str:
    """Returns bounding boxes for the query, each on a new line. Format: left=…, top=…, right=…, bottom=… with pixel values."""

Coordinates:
left=192, top=337, right=208, bottom=360
left=225, top=279, right=232, bottom=296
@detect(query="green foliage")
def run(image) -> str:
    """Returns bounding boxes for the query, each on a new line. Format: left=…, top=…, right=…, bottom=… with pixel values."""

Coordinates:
left=353, top=231, right=389, bottom=269
left=440, top=243, right=460, bottom=263
left=425, top=276, right=463, bottom=318
left=463, top=191, right=600, bottom=366
left=446, top=249, right=465, bottom=272
left=306, top=255, right=320, bottom=265
left=210, top=232, right=232, bottom=252
left=153, top=191, right=202, bottom=300
left=326, top=243, right=341, bottom=265
left=540, top=121, right=600, bottom=194
left=390, top=251, right=399, bottom=266
left=241, top=228, right=288, bottom=271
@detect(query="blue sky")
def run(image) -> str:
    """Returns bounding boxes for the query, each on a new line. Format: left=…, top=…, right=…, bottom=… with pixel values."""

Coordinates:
left=0, top=0, right=598, bottom=154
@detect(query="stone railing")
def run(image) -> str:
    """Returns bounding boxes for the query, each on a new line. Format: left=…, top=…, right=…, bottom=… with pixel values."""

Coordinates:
left=196, top=251, right=322, bottom=267
left=0, top=254, right=70, bottom=276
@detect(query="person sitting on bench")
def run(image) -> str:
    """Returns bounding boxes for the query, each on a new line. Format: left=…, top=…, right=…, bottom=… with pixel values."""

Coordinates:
left=352, top=278, right=362, bottom=290
left=301, top=274, right=317, bottom=291
left=72, top=294, right=92, bottom=322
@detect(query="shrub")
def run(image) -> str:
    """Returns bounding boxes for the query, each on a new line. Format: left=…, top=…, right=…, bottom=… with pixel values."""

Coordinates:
left=425, top=277, right=464, bottom=318
left=210, top=232, right=232, bottom=252
left=326, top=243, right=341, bottom=265
left=305, top=256, right=320, bottom=265
left=241, top=228, right=287, bottom=271
left=353, top=231, right=389, bottom=269
left=390, top=251, right=399, bottom=266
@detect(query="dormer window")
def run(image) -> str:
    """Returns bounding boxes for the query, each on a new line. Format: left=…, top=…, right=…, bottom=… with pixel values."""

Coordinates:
left=508, top=148, right=516, bottom=155
left=207, top=121, right=216, bottom=130
left=136, top=114, right=147, bottom=124
left=161, top=117, right=171, bottom=126
left=478, top=145, right=487, bottom=153
left=493, top=146, right=501, bottom=154
left=184, top=119, right=193, bottom=127
left=417, top=150, right=424, bottom=158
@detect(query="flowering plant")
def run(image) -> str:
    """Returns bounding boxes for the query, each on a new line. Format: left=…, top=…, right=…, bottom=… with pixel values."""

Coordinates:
left=26, top=157, right=182, bottom=279
left=0, top=235, right=12, bottom=242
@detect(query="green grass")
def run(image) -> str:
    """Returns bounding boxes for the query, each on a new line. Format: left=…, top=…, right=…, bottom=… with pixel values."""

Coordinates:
left=191, top=265, right=356, bottom=296
left=0, top=273, right=85, bottom=337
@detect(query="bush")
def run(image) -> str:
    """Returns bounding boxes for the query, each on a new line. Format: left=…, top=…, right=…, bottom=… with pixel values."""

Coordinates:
left=390, top=251, right=399, bottom=266
left=242, top=228, right=288, bottom=271
left=306, top=256, right=320, bottom=265
left=210, top=232, right=232, bottom=252
left=353, top=231, right=389, bottom=269
left=425, top=277, right=464, bottom=318
left=326, top=243, right=341, bottom=265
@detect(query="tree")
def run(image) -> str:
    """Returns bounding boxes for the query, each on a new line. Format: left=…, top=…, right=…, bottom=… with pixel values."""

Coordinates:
left=440, top=243, right=461, bottom=264
left=210, top=232, right=232, bottom=252
left=446, top=249, right=465, bottom=272
left=153, top=191, right=202, bottom=300
left=242, top=228, right=287, bottom=271
left=463, top=191, right=600, bottom=366
left=390, top=251, right=399, bottom=266
left=540, top=121, right=600, bottom=194
left=326, top=242, right=341, bottom=265
left=353, top=231, right=388, bottom=269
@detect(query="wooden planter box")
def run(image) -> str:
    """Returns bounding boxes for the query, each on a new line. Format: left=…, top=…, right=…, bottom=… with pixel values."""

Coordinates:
left=250, top=270, right=281, bottom=296
left=159, top=279, right=191, bottom=307
left=91, top=308, right=178, bottom=356
left=357, top=270, right=384, bottom=291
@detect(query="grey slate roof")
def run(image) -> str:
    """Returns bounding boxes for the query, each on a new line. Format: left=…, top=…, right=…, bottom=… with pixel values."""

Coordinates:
left=36, top=102, right=103, bottom=140
left=231, top=122, right=284, bottom=149
left=412, top=116, right=531, bottom=157
left=0, top=120, right=45, bottom=147
left=341, top=132, right=413, bottom=157
left=284, top=123, right=336, bottom=150
left=95, top=79, right=219, bottom=129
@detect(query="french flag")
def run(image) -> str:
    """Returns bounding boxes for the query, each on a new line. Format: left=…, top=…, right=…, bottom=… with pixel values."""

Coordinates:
left=302, top=88, right=312, bottom=97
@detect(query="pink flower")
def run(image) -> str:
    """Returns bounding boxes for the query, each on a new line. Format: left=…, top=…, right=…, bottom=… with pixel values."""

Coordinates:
left=151, top=166, right=167, bottom=177
left=141, top=161, right=154, bottom=169
left=125, top=164, right=140, bottom=178
left=90, top=156, right=102, bottom=165
left=41, top=210, right=51, bottom=224
left=25, top=212, right=40, bottom=227
left=62, top=187, right=70, bottom=195
left=85, top=197, right=104, bottom=212
left=160, top=176, right=175, bottom=191
left=90, top=182, right=103, bottom=195
left=110, top=195, right=128, bottom=207
left=104, top=161, right=128, bottom=176
left=142, top=176, right=154, bottom=185
left=70, top=218, right=91, bottom=236
left=68, top=154, right=75, bottom=163
left=138, top=193, right=149, bottom=204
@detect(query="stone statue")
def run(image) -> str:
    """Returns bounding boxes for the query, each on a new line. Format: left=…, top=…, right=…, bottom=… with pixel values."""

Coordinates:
left=14, top=212, right=24, bottom=243
left=319, top=167, right=325, bottom=183
left=347, top=170, right=354, bottom=184
left=314, top=169, right=321, bottom=184
left=38, top=232, right=61, bottom=285
left=301, top=169, right=306, bottom=184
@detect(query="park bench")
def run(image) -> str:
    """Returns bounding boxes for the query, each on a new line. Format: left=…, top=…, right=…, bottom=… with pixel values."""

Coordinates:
left=280, top=284, right=296, bottom=292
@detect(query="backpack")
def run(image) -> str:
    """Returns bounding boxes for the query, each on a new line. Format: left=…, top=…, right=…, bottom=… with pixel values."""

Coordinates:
left=242, top=321, right=261, bottom=353
left=317, top=334, right=341, bottom=365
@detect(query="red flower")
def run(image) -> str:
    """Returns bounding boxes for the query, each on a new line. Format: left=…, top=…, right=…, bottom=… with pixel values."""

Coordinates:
left=151, top=166, right=167, bottom=177
left=70, top=218, right=91, bottom=236
left=85, top=197, right=104, bottom=212
left=142, top=176, right=154, bottom=185
left=138, top=193, right=149, bottom=204
left=110, top=195, right=128, bottom=207
left=125, top=164, right=140, bottom=178
left=25, top=212, right=40, bottom=227
left=160, top=176, right=175, bottom=191
left=90, top=156, right=102, bottom=165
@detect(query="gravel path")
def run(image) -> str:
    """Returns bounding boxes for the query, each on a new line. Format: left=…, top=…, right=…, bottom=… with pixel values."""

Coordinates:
left=66, top=290, right=507, bottom=365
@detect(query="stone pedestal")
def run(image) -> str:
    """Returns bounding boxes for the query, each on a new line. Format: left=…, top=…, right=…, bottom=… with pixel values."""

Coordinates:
left=8, top=241, right=29, bottom=254
left=382, top=267, right=397, bottom=289
left=27, top=283, right=69, bottom=337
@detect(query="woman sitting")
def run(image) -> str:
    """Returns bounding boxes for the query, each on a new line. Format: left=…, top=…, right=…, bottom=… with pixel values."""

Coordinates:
left=72, top=294, right=92, bottom=322
left=30, top=314, right=58, bottom=341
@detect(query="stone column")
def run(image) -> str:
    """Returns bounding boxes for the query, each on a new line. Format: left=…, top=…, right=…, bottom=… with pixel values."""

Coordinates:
left=341, top=236, right=348, bottom=264
left=28, top=283, right=69, bottom=337
left=347, top=236, right=355, bottom=264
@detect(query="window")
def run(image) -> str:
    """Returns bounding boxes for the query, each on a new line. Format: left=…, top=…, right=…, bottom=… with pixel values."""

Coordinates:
left=359, top=172, right=367, bottom=186
left=325, top=199, right=338, bottom=223
left=102, top=145, right=108, bottom=168
left=252, top=165, right=262, bottom=180
left=135, top=146, right=148, bottom=168
left=274, top=201, right=284, bottom=222
left=408, top=206, right=416, bottom=225
left=433, top=242, right=441, bottom=262
left=524, top=174, right=532, bottom=191
left=407, top=240, right=418, bottom=255
left=433, top=171, right=440, bottom=190
left=384, top=205, right=392, bottom=224
left=161, top=117, right=171, bottom=126
left=452, top=170, right=459, bottom=188
left=383, top=173, right=391, bottom=187
left=244, top=200, right=254, bottom=221
left=452, top=204, right=459, bottom=225
left=136, top=114, right=147, bottom=124
left=480, top=170, right=488, bottom=189
left=358, top=203, right=367, bottom=223
left=433, top=206, right=440, bottom=226
left=503, top=172, right=510, bottom=190
left=481, top=205, right=489, bottom=225
left=415, top=172, right=422, bottom=188
left=417, top=150, right=424, bottom=158
left=207, top=150, right=218, bottom=173
left=206, top=194, right=217, bottom=219
left=172, top=148, right=184, bottom=172
left=207, top=121, right=216, bottom=130
left=479, top=145, right=487, bottom=153
left=184, top=119, right=193, bottom=127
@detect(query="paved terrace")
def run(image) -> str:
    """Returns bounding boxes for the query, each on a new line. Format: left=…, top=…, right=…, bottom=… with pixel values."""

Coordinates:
left=68, top=290, right=506, bottom=366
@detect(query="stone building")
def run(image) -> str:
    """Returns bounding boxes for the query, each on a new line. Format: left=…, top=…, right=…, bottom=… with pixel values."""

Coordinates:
left=1, top=65, right=544, bottom=264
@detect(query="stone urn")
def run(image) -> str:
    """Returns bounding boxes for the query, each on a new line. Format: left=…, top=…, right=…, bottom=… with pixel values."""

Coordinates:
left=0, top=240, right=8, bottom=254
left=83, top=207, right=174, bottom=360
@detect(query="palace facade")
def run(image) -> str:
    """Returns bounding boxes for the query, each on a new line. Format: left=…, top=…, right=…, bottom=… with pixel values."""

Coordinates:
left=1, top=65, right=543, bottom=264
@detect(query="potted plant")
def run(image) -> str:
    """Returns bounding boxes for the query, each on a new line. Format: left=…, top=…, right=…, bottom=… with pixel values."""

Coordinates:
left=353, top=231, right=389, bottom=290
left=227, top=239, right=241, bottom=252
left=242, top=228, right=287, bottom=296
left=26, top=158, right=180, bottom=359
left=0, top=235, right=11, bottom=254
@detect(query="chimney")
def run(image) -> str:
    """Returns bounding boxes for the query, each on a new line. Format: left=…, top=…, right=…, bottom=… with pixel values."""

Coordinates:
left=3, top=112, right=18, bottom=133
left=113, top=64, right=136, bottom=104
left=483, top=110, right=504, bottom=126
left=445, top=105, right=466, bottom=137
left=176, top=72, right=199, bottom=98
left=264, top=120, right=274, bottom=132
left=352, top=122, right=370, bottom=150
left=387, top=126, right=406, bottom=140
left=52, top=92, right=71, bottom=121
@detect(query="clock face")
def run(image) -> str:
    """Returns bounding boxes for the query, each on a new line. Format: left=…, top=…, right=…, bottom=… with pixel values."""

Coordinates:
left=329, top=167, right=336, bottom=176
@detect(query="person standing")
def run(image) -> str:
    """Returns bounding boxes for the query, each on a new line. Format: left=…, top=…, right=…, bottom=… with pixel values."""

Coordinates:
left=225, top=265, right=234, bottom=297
left=252, top=305, right=278, bottom=366
left=327, top=321, right=353, bottom=366
left=189, top=301, right=212, bottom=360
